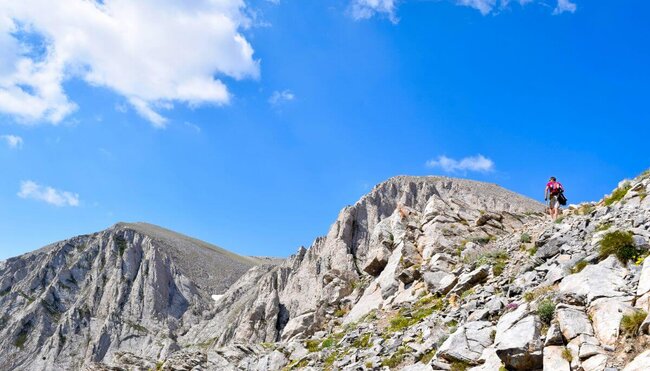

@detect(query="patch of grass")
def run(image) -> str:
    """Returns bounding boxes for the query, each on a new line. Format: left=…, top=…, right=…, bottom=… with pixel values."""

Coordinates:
left=450, top=360, right=471, bottom=371
left=537, top=299, right=555, bottom=324
left=419, top=349, right=436, bottom=364
left=156, top=361, right=164, bottom=370
left=321, top=337, right=335, bottom=348
left=352, top=333, right=372, bottom=349
left=604, top=183, right=632, bottom=206
left=595, top=222, right=613, bottom=232
left=576, top=204, right=595, bottom=216
left=499, top=366, right=508, bottom=371
left=388, top=315, right=411, bottom=333
left=305, top=339, right=321, bottom=352
left=17, top=291, right=35, bottom=304
left=524, top=286, right=555, bottom=303
left=493, top=260, right=506, bottom=276
left=334, top=307, right=349, bottom=318
left=520, top=233, right=532, bottom=243
left=115, top=236, right=128, bottom=257
left=555, top=216, right=565, bottom=224
left=620, top=310, right=647, bottom=337
left=528, top=246, right=538, bottom=256
left=639, top=188, right=647, bottom=201
left=571, top=260, right=589, bottom=274
left=561, top=347, right=572, bottom=362
left=260, top=342, right=275, bottom=350
left=381, top=346, right=409, bottom=368
left=14, top=332, right=28, bottom=350
left=0, top=286, right=11, bottom=297
left=365, top=361, right=374, bottom=369
left=14, top=322, right=31, bottom=350
left=599, top=230, right=640, bottom=264
left=460, top=288, right=475, bottom=300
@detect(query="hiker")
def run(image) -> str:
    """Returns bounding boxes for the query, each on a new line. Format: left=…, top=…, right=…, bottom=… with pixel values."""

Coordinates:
left=545, top=176, right=564, bottom=221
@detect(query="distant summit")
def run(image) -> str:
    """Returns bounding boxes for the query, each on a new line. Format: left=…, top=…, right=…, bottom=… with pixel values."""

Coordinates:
left=0, top=222, right=270, bottom=370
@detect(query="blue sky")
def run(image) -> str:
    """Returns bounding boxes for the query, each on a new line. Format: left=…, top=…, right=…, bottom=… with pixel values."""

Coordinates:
left=1, top=0, right=648, bottom=260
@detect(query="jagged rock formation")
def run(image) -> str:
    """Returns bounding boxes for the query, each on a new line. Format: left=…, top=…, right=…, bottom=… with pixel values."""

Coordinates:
left=184, top=171, right=648, bottom=371
left=0, top=222, right=271, bottom=370
left=3, top=172, right=650, bottom=371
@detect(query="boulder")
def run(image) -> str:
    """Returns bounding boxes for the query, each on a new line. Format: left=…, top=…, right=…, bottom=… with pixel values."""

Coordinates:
left=623, top=350, right=650, bottom=371
left=544, top=323, right=564, bottom=346
left=281, top=312, right=315, bottom=341
left=543, top=346, right=571, bottom=371
left=556, top=304, right=594, bottom=341
left=423, top=271, right=457, bottom=295
left=581, top=354, right=608, bottom=371
left=588, top=297, right=636, bottom=346
left=363, top=246, right=392, bottom=276
left=438, top=321, right=495, bottom=365
left=494, top=304, right=543, bottom=370
left=467, top=347, right=503, bottom=371
left=558, top=256, right=628, bottom=305
left=449, top=266, right=490, bottom=295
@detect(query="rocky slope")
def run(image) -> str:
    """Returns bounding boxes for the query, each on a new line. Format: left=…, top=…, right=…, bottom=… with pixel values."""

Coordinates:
left=0, top=222, right=271, bottom=370
left=3, top=172, right=650, bottom=371
left=143, top=172, right=650, bottom=371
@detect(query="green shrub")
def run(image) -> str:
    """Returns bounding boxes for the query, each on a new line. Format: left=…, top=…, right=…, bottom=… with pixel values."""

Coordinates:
left=321, top=338, right=335, bottom=348
left=555, top=216, right=565, bottom=224
left=14, top=332, right=28, bottom=349
left=520, top=233, right=532, bottom=243
left=595, top=222, right=613, bottom=232
left=334, top=307, right=349, bottom=318
left=493, top=260, right=506, bottom=276
left=620, top=310, right=647, bottom=336
left=599, top=230, right=640, bottom=264
left=604, top=183, right=632, bottom=206
left=571, top=260, right=588, bottom=274
left=381, top=346, right=409, bottom=368
left=537, top=299, right=555, bottom=324
left=352, top=333, right=372, bottom=349
left=562, top=347, right=573, bottom=362
left=305, top=339, right=321, bottom=352
left=450, top=360, right=471, bottom=371
left=115, top=236, right=128, bottom=256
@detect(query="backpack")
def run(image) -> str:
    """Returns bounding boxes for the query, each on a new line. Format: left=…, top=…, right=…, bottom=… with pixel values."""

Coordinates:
left=557, top=191, right=568, bottom=206
left=549, top=181, right=563, bottom=196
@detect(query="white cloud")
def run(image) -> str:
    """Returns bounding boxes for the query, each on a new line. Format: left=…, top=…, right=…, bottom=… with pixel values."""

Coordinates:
left=426, top=154, right=495, bottom=173
left=18, top=180, right=80, bottom=207
left=1, top=134, right=23, bottom=149
left=0, top=0, right=259, bottom=127
left=553, top=0, right=577, bottom=14
left=269, top=90, right=295, bottom=105
left=351, top=0, right=577, bottom=20
left=349, top=0, right=398, bottom=23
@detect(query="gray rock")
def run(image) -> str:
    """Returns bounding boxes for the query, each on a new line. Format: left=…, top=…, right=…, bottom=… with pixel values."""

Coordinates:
left=543, top=345, right=571, bottom=371
left=438, top=321, right=495, bottom=365
left=623, top=350, right=650, bottom=371
left=423, top=271, right=457, bottom=295
left=556, top=304, right=594, bottom=341
left=559, top=256, right=628, bottom=305
left=544, top=323, right=564, bottom=346
left=449, top=266, right=490, bottom=295
left=495, top=313, right=543, bottom=370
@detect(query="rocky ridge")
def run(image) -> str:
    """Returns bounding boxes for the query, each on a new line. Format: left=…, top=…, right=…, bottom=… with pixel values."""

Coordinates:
left=2, top=172, right=650, bottom=370
left=151, top=172, right=650, bottom=370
